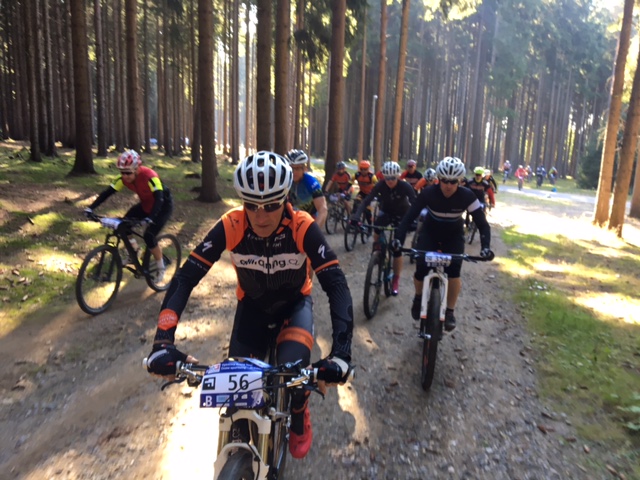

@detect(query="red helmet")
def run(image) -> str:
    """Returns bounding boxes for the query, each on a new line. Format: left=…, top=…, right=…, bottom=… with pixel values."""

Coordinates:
left=117, top=150, right=141, bottom=170
left=359, top=160, right=371, bottom=170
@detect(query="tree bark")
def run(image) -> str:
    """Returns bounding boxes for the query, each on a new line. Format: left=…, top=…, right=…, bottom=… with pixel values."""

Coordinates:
left=373, top=0, right=387, bottom=171
left=274, top=0, right=290, bottom=154
left=94, top=0, right=108, bottom=156
left=256, top=0, right=272, bottom=150
left=125, top=0, right=141, bottom=151
left=390, top=0, right=410, bottom=163
left=24, top=0, right=42, bottom=162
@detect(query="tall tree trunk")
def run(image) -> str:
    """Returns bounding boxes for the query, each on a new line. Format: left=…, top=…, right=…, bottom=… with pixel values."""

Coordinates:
left=24, top=0, right=42, bottom=162
left=357, top=13, right=367, bottom=162
left=594, top=0, right=634, bottom=226
left=114, top=0, right=124, bottom=150
left=373, top=0, right=387, bottom=171
left=142, top=0, right=151, bottom=153
left=198, top=0, right=220, bottom=202
left=94, top=0, right=108, bottom=156
left=390, top=0, right=410, bottom=162
left=245, top=0, right=253, bottom=152
left=125, top=0, right=140, bottom=151
left=69, top=0, right=95, bottom=173
left=230, top=0, right=240, bottom=163
left=42, top=0, right=57, bottom=156
left=256, top=0, right=272, bottom=150
left=274, top=0, right=290, bottom=154
left=607, top=36, right=640, bottom=236
left=293, top=0, right=304, bottom=150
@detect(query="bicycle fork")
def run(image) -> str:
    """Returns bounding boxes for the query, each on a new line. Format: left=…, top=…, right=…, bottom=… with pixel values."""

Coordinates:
left=419, top=271, right=448, bottom=341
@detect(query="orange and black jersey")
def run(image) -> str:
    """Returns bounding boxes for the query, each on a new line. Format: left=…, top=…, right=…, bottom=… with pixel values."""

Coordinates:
left=159, top=203, right=353, bottom=359
left=462, top=177, right=491, bottom=204
left=354, top=171, right=377, bottom=195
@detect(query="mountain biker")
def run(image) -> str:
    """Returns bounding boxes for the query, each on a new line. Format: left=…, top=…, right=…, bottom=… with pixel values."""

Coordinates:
left=350, top=161, right=416, bottom=296
left=515, top=164, right=527, bottom=189
left=392, top=156, right=494, bottom=331
left=536, top=165, right=546, bottom=187
left=548, top=165, right=558, bottom=185
left=144, top=151, right=354, bottom=460
left=286, top=149, right=328, bottom=229
left=502, top=160, right=511, bottom=183
left=324, top=161, right=354, bottom=217
left=353, top=160, right=378, bottom=224
left=83, top=150, right=173, bottom=282
left=525, top=164, right=533, bottom=182
left=461, top=167, right=491, bottom=227
left=400, top=159, right=423, bottom=190
left=413, top=167, right=438, bottom=191
left=483, top=169, right=497, bottom=207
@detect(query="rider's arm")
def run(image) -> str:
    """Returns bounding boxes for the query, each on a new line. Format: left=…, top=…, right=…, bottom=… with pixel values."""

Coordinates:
left=153, top=221, right=227, bottom=345
left=147, top=177, right=166, bottom=221
left=88, top=185, right=118, bottom=210
left=395, top=187, right=427, bottom=244
left=324, top=179, right=334, bottom=193
left=469, top=204, right=491, bottom=250
left=303, top=222, right=353, bottom=361
left=313, top=195, right=328, bottom=228
left=352, top=181, right=383, bottom=218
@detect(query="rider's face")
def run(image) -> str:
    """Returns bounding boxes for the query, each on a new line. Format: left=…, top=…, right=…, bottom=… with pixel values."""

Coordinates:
left=439, top=179, right=459, bottom=198
left=292, top=165, right=305, bottom=182
left=245, top=203, right=285, bottom=237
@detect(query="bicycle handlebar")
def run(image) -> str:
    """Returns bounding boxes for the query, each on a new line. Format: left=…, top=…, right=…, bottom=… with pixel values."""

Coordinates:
left=397, top=247, right=492, bottom=263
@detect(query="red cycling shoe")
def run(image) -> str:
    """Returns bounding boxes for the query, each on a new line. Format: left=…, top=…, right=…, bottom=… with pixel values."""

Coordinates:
left=289, top=407, right=312, bottom=459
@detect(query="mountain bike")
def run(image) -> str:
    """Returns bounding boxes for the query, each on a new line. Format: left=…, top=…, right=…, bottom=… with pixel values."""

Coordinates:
left=147, top=334, right=331, bottom=480
left=325, top=192, right=348, bottom=235
left=363, top=225, right=397, bottom=319
left=466, top=204, right=487, bottom=245
left=75, top=214, right=181, bottom=315
left=517, top=175, right=524, bottom=191
left=399, top=248, right=492, bottom=390
left=343, top=196, right=376, bottom=252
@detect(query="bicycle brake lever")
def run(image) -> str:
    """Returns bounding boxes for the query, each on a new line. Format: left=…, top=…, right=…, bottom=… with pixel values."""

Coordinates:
left=161, top=377, right=186, bottom=391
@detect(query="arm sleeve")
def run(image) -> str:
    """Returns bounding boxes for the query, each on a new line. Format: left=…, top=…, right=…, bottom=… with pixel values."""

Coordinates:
left=303, top=222, right=353, bottom=361
left=148, top=189, right=165, bottom=221
left=352, top=181, right=383, bottom=218
left=153, top=221, right=227, bottom=344
left=395, top=188, right=426, bottom=245
left=88, top=186, right=117, bottom=210
left=470, top=207, right=491, bottom=250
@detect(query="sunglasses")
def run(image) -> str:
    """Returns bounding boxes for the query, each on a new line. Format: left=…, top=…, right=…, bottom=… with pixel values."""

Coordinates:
left=120, top=171, right=135, bottom=176
left=244, top=200, right=284, bottom=213
left=384, top=176, right=398, bottom=182
left=440, top=179, right=459, bottom=185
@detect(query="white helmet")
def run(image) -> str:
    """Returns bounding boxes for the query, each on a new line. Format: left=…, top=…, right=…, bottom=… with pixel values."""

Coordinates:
left=424, top=168, right=437, bottom=182
left=285, top=149, right=308, bottom=166
left=234, top=151, right=293, bottom=204
left=436, top=156, right=466, bottom=180
left=381, top=161, right=401, bottom=177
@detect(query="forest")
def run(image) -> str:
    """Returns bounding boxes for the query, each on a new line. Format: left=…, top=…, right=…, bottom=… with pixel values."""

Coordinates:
left=0, top=0, right=638, bottom=229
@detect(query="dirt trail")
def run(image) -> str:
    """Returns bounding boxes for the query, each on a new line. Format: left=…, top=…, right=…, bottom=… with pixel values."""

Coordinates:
left=0, top=194, right=630, bottom=480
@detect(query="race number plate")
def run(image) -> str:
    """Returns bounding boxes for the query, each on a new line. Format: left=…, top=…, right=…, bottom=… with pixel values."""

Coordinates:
left=200, top=360, right=265, bottom=408
left=423, top=252, right=452, bottom=268
left=100, top=218, right=122, bottom=230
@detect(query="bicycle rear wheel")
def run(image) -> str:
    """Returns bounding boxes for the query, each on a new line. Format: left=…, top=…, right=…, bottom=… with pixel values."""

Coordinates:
left=75, top=244, right=123, bottom=315
left=421, top=286, right=441, bottom=390
left=466, top=223, right=477, bottom=245
left=363, top=251, right=383, bottom=319
left=217, top=450, right=255, bottom=480
left=325, top=204, right=339, bottom=235
left=146, top=233, right=182, bottom=292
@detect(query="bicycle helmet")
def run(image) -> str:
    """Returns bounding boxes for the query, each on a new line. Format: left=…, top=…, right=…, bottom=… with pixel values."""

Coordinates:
left=407, top=159, right=417, bottom=168
left=381, top=161, right=401, bottom=177
left=473, top=166, right=485, bottom=175
left=285, top=149, right=308, bottom=166
left=484, top=169, right=491, bottom=176
left=234, top=151, right=293, bottom=204
left=436, top=156, right=466, bottom=180
left=424, top=168, right=437, bottom=182
left=117, top=149, right=141, bottom=170
left=359, top=160, right=371, bottom=170
left=336, top=161, right=346, bottom=170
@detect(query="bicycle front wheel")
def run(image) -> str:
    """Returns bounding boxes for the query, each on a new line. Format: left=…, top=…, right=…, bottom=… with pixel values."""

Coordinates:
left=344, top=223, right=359, bottom=252
left=325, top=205, right=339, bottom=235
left=75, top=244, right=123, bottom=315
left=467, top=223, right=477, bottom=245
left=363, top=251, right=383, bottom=319
left=383, top=252, right=394, bottom=298
left=146, top=233, right=182, bottom=292
left=217, top=450, right=255, bottom=480
left=421, top=286, right=441, bottom=391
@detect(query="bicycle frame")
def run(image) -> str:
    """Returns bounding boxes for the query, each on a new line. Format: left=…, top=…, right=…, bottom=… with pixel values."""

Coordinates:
left=419, top=268, right=448, bottom=325
left=103, top=223, right=152, bottom=277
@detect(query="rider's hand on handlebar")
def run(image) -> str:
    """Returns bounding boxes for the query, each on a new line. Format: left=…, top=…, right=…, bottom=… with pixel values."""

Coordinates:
left=391, top=238, right=403, bottom=252
left=140, top=217, right=154, bottom=227
left=146, top=343, right=198, bottom=379
left=83, top=207, right=93, bottom=219
left=349, top=217, right=361, bottom=227
left=312, top=355, right=354, bottom=394
left=480, top=248, right=495, bottom=261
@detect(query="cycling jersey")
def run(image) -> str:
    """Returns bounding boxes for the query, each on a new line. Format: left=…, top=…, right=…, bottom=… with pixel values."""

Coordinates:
left=89, top=165, right=171, bottom=222
left=156, top=202, right=353, bottom=360
left=330, top=171, right=352, bottom=193
left=400, top=170, right=423, bottom=189
left=354, top=171, right=377, bottom=195
left=413, top=177, right=437, bottom=191
left=395, top=184, right=491, bottom=251
left=515, top=168, right=527, bottom=179
left=289, top=173, right=324, bottom=216
left=352, top=178, right=416, bottom=220
left=462, top=178, right=490, bottom=204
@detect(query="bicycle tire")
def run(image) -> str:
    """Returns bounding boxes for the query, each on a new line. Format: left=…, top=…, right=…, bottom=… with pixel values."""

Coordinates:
left=216, top=450, right=255, bottom=480
left=344, top=223, right=359, bottom=252
left=363, top=250, right=383, bottom=319
left=325, top=204, right=339, bottom=235
left=383, top=252, right=394, bottom=298
left=467, top=223, right=477, bottom=245
left=146, top=233, right=182, bottom=292
left=421, top=286, right=441, bottom=391
left=75, top=244, right=123, bottom=315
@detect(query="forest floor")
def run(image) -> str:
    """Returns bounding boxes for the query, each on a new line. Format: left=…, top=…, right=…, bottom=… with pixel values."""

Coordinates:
left=0, top=178, right=638, bottom=480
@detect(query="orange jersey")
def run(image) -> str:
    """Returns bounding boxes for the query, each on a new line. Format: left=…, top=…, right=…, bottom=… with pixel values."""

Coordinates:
left=354, top=171, right=377, bottom=195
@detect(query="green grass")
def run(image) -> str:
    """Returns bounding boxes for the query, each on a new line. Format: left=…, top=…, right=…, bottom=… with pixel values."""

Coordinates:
left=499, top=226, right=640, bottom=476
left=501, top=176, right=596, bottom=195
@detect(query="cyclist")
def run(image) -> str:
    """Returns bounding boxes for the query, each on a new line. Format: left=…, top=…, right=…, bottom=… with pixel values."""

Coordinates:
left=350, top=161, right=416, bottom=296
left=144, top=151, right=354, bottom=460
left=392, top=156, right=494, bottom=331
left=324, top=161, right=354, bottom=217
left=413, top=167, right=438, bottom=191
left=502, top=160, right=511, bottom=183
left=515, top=164, right=527, bottom=190
left=536, top=164, right=546, bottom=187
left=461, top=167, right=491, bottom=227
left=83, top=150, right=173, bottom=281
left=353, top=160, right=378, bottom=224
left=525, top=164, right=533, bottom=182
left=400, top=159, right=423, bottom=190
left=548, top=165, right=558, bottom=185
left=483, top=169, right=497, bottom=207
left=286, top=149, right=328, bottom=229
